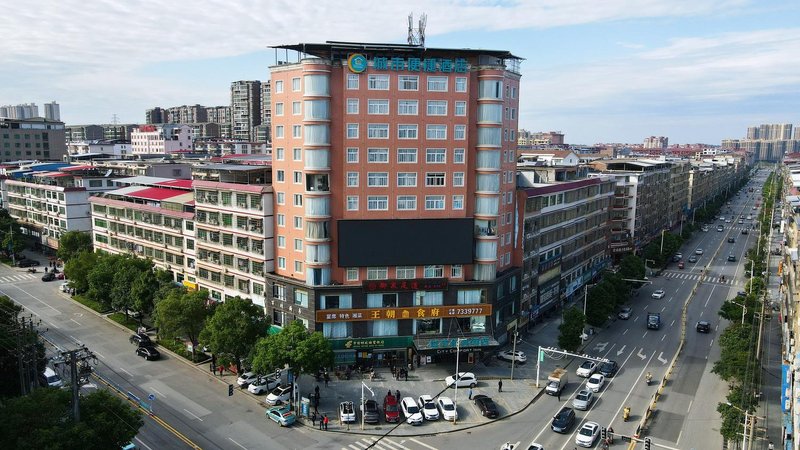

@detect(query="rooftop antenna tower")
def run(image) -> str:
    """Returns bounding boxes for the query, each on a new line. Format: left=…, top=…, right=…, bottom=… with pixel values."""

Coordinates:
left=407, top=13, right=427, bottom=47
left=111, top=113, right=119, bottom=125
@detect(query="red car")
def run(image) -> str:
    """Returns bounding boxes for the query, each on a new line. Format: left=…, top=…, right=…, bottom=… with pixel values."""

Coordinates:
left=678, top=261, right=685, bottom=269
left=383, top=394, right=400, bottom=423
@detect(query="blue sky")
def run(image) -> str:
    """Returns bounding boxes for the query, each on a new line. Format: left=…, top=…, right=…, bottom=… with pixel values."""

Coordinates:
left=1, top=0, right=798, bottom=144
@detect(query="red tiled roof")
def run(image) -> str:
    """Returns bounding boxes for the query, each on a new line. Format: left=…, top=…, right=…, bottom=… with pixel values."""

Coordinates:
left=126, top=187, right=187, bottom=201
left=41, top=172, right=71, bottom=177
left=156, top=179, right=193, bottom=188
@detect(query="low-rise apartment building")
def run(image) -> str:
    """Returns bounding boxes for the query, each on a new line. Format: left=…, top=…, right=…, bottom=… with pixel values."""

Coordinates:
left=131, top=124, right=194, bottom=156
left=0, top=117, right=67, bottom=162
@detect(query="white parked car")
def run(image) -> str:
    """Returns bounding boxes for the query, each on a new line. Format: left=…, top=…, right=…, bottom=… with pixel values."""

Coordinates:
left=652, top=289, right=666, bottom=299
left=437, top=396, right=457, bottom=421
left=497, top=350, right=527, bottom=363
left=575, top=421, right=600, bottom=447
left=586, top=373, right=605, bottom=392
left=59, top=282, right=71, bottom=293
left=400, top=396, right=423, bottom=425
left=339, top=401, right=356, bottom=423
left=418, top=395, right=439, bottom=421
left=247, top=376, right=280, bottom=395
left=265, top=385, right=293, bottom=406
left=445, top=372, right=478, bottom=388
left=576, top=360, right=597, bottom=378
left=237, top=371, right=260, bottom=388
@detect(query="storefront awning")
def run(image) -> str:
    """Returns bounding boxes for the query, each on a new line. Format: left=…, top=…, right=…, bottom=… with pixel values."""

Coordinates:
left=414, top=335, right=499, bottom=354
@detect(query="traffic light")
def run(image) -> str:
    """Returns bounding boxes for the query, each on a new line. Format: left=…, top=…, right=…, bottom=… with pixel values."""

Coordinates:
left=601, top=427, right=607, bottom=440
left=644, top=438, right=652, bottom=450
left=228, top=384, right=234, bottom=396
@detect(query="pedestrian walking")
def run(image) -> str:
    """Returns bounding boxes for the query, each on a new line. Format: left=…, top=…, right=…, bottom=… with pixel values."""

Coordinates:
left=318, top=415, right=323, bottom=430
left=323, top=414, right=329, bottom=430
left=311, top=411, right=317, bottom=427
left=315, top=385, right=320, bottom=397
left=396, top=389, right=401, bottom=400
left=218, top=365, right=224, bottom=375
left=324, top=371, right=330, bottom=387
left=404, top=369, right=408, bottom=382
left=498, top=379, right=503, bottom=392
left=468, top=387, right=473, bottom=400
left=557, top=390, right=561, bottom=401
left=210, top=363, right=216, bottom=375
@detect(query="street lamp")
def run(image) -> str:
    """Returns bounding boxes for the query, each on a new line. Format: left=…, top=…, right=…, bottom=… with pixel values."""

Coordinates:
left=510, top=325, right=518, bottom=381
left=452, top=337, right=467, bottom=425
left=730, top=300, right=747, bottom=325
left=725, top=402, right=759, bottom=450
left=360, top=381, right=374, bottom=430
left=645, top=259, right=656, bottom=277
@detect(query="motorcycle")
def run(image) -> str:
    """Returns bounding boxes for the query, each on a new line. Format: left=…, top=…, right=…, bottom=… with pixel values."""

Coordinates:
left=623, top=406, right=631, bottom=422
left=646, top=372, right=652, bottom=385
left=27, top=267, right=36, bottom=273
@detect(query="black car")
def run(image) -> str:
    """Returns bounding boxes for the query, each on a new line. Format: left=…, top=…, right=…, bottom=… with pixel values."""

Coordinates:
left=129, top=333, right=152, bottom=347
left=551, top=407, right=576, bottom=433
left=41, top=272, right=56, bottom=282
left=598, top=360, right=619, bottom=377
left=17, top=259, right=40, bottom=268
left=473, top=394, right=499, bottom=419
left=728, top=237, right=735, bottom=243
left=136, top=346, right=160, bottom=361
left=728, top=255, right=736, bottom=262
left=742, top=229, right=749, bottom=235
left=696, top=321, right=711, bottom=333
left=362, top=399, right=381, bottom=424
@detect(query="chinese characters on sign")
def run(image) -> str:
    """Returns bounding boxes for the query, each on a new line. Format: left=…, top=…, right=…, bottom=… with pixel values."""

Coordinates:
left=315, top=304, right=492, bottom=323
left=363, top=278, right=448, bottom=293
left=347, top=54, right=469, bottom=74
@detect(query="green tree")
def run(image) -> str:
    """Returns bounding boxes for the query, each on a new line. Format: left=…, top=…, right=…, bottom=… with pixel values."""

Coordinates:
left=0, top=388, right=143, bottom=449
left=250, top=320, right=334, bottom=380
left=63, top=250, right=98, bottom=294
left=557, top=307, right=585, bottom=352
left=199, top=296, right=270, bottom=372
left=618, top=255, right=645, bottom=281
left=85, top=253, right=123, bottom=308
left=56, top=231, right=93, bottom=263
left=2, top=229, right=25, bottom=257
left=712, top=324, right=759, bottom=383
left=154, top=289, right=210, bottom=359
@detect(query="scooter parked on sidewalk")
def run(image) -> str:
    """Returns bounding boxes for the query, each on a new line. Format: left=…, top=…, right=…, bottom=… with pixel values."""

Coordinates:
left=27, top=267, right=36, bottom=273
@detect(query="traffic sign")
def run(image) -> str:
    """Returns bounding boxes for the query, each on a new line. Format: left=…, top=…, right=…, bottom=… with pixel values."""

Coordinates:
left=147, top=393, right=156, bottom=401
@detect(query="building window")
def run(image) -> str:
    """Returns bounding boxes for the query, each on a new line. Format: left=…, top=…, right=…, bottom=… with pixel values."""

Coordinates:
left=294, top=260, right=303, bottom=273
left=397, top=124, right=418, bottom=139
left=346, top=172, right=359, bottom=187
left=292, top=77, right=301, bottom=91
left=424, top=265, right=444, bottom=277
left=367, top=196, right=388, bottom=210
left=396, top=266, right=416, bottom=278
left=397, top=148, right=417, bottom=163
left=346, top=123, right=359, bottom=139
left=292, top=125, right=302, bottom=138
left=426, top=100, right=447, bottom=116
left=426, top=148, right=446, bottom=163
left=425, top=195, right=445, bottom=210
left=455, top=77, right=467, bottom=92
left=426, top=125, right=447, bottom=140
left=454, top=148, right=465, bottom=163
left=294, top=238, right=303, bottom=251
left=398, top=75, right=418, bottom=90
left=451, top=265, right=463, bottom=277
left=367, top=99, right=389, bottom=115
left=292, top=101, right=301, bottom=115
left=346, top=147, right=359, bottom=163
left=367, top=267, right=388, bottom=280
left=453, top=172, right=464, bottom=187
left=367, top=148, right=389, bottom=162
left=276, top=170, right=285, bottom=182
left=510, top=108, right=516, bottom=120
left=511, top=86, right=517, bottom=98
left=276, top=148, right=284, bottom=160
left=427, top=76, right=448, bottom=92
left=347, top=74, right=359, bottom=90
left=397, top=196, right=417, bottom=210
left=278, top=257, right=286, bottom=269
left=367, top=124, right=389, bottom=139
left=293, top=194, right=303, bottom=206
left=453, top=195, right=464, bottom=210
left=275, top=126, right=284, bottom=138
left=455, top=101, right=466, bottom=116
left=277, top=214, right=285, bottom=227
left=346, top=98, right=359, bottom=114
left=367, top=74, right=390, bottom=90
left=346, top=268, right=359, bottom=281
left=276, top=192, right=285, bottom=205
left=275, top=103, right=284, bottom=116
left=275, top=80, right=284, bottom=93
left=426, top=172, right=446, bottom=187
left=293, top=171, right=302, bottom=184
left=398, top=100, right=418, bottom=115
left=293, top=147, right=302, bottom=161
left=454, top=125, right=466, bottom=140
left=346, top=196, right=359, bottom=211
left=397, top=172, right=417, bottom=187
left=277, top=236, right=286, bottom=248
left=367, top=172, right=388, bottom=187
left=294, top=216, right=303, bottom=229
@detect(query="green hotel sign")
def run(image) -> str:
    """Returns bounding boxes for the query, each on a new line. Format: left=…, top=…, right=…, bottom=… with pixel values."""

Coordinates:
left=331, top=336, right=414, bottom=351
left=347, top=54, right=469, bottom=74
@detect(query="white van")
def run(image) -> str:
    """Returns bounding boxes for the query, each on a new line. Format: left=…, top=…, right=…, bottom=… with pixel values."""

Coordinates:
left=39, top=367, right=64, bottom=388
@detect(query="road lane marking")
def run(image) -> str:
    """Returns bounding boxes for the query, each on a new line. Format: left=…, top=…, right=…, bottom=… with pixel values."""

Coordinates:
left=657, top=352, right=668, bottom=364
left=661, top=306, right=666, bottom=312
left=152, top=388, right=164, bottom=397
left=616, top=344, right=626, bottom=356
left=93, top=351, right=104, bottom=359
left=228, top=437, right=247, bottom=449
left=409, top=438, right=438, bottom=450
left=1, top=283, right=60, bottom=313
left=183, top=408, right=204, bottom=421
left=70, top=318, right=82, bottom=326
left=670, top=320, right=676, bottom=327
left=623, top=328, right=629, bottom=335
left=661, top=335, right=666, bottom=342
left=637, top=348, right=647, bottom=360
left=119, top=367, right=133, bottom=377
left=642, top=331, right=648, bottom=339
left=134, top=437, right=154, bottom=450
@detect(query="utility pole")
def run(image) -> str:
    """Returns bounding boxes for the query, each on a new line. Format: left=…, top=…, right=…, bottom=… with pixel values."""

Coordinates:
left=61, top=346, right=96, bottom=422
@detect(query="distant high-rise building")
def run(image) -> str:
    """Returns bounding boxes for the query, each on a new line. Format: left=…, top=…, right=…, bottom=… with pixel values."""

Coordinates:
left=146, top=107, right=165, bottom=124
left=260, top=80, right=271, bottom=128
left=0, top=103, right=39, bottom=119
left=722, top=123, right=798, bottom=162
left=165, top=104, right=208, bottom=124
left=43, top=101, right=60, bottom=121
left=643, top=136, right=668, bottom=149
left=206, top=106, right=231, bottom=125
left=230, top=80, right=262, bottom=141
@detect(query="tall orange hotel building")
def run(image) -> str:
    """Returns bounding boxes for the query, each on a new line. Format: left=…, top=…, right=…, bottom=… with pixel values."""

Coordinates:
left=267, top=41, right=522, bottom=367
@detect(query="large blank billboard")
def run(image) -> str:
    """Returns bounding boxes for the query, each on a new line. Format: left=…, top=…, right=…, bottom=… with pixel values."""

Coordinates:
left=337, top=218, right=474, bottom=267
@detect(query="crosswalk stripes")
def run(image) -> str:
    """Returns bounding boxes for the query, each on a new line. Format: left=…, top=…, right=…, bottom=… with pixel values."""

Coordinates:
left=661, top=271, right=741, bottom=286
left=344, top=436, right=433, bottom=450
left=0, top=273, right=36, bottom=283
